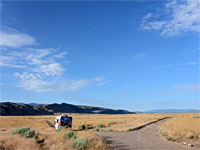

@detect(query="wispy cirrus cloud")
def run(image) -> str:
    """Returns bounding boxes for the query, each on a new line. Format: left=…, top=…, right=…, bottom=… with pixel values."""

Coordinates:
left=122, top=85, right=128, bottom=88
left=141, top=0, right=200, bottom=36
left=96, top=82, right=108, bottom=87
left=0, top=28, right=36, bottom=48
left=15, top=72, right=91, bottom=92
left=116, top=92, right=127, bottom=97
left=93, top=77, right=105, bottom=82
left=0, top=55, right=27, bottom=68
left=1, top=27, right=105, bottom=92
left=152, top=61, right=199, bottom=71
left=167, top=84, right=200, bottom=94
left=34, top=63, right=64, bottom=76
left=87, top=26, right=98, bottom=34
left=173, top=84, right=200, bottom=92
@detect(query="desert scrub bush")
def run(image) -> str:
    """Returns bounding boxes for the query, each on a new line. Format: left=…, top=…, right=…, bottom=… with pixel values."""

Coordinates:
left=24, top=130, right=35, bottom=138
left=186, top=133, right=194, bottom=139
left=192, top=116, right=200, bottom=119
left=103, top=129, right=113, bottom=132
left=56, top=126, right=69, bottom=131
left=79, top=124, right=86, bottom=130
left=166, top=136, right=176, bottom=142
left=72, top=138, right=91, bottom=150
left=95, top=128, right=100, bottom=132
left=97, top=124, right=105, bottom=128
left=12, top=127, right=30, bottom=135
left=64, top=131, right=76, bottom=140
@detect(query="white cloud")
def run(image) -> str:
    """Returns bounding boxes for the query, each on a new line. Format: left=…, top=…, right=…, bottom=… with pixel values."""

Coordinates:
left=152, top=61, right=199, bottom=71
left=34, top=63, right=64, bottom=76
left=54, top=51, right=68, bottom=58
left=96, top=82, right=107, bottom=86
left=0, top=29, right=36, bottom=48
left=171, top=84, right=200, bottom=93
left=143, top=13, right=152, bottom=20
left=2, top=45, right=103, bottom=93
left=0, top=55, right=26, bottom=68
left=25, top=48, right=54, bottom=65
left=0, top=48, right=67, bottom=72
left=116, top=92, right=127, bottom=96
left=93, top=77, right=105, bottom=82
left=1, top=28, right=105, bottom=93
left=14, top=72, right=99, bottom=92
left=187, top=62, right=197, bottom=65
left=141, top=0, right=200, bottom=36
left=122, top=85, right=128, bottom=88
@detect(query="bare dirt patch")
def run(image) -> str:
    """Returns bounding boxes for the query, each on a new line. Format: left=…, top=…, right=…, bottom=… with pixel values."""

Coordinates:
left=97, top=119, right=196, bottom=150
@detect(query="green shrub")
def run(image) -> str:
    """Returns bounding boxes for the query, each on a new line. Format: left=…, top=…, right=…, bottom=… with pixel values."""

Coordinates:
left=86, top=124, right=93, bottom=129
left=12, top=127, right=30, bottom=135
left=96, top=128, right=100, bottom=132
left=79, top=124, right=86, bottom=130
left=24, top=130, right=35, bottom=138
left=166, top=136, right=176, bottom=142
left=104, top=129, right=113, bottom=132
left=72, top=138, right=91, bottom=150
left=56, top=126, right=68, bottom=131
left=97, top=124, right=105, bottom=128
left=192, top=116, right=200, bottom=118
left=186, top=133, right=194, bottom=139
left=64, top=131, right=76, bottom=140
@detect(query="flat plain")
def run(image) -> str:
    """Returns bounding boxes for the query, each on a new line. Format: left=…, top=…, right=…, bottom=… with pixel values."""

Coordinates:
left=0, top=113, right=199, bottom=150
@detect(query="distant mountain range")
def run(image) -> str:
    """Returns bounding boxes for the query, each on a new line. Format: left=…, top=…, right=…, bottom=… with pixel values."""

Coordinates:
left=143, top=109, right=200, bottom=113
left=16, top=103, right=45, bottom=107
left=0, top=102, right=135, bottom=116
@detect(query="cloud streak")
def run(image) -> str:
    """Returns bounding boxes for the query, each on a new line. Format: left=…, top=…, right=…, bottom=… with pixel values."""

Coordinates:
left=96, top=82, right=107, bottom=86
left=141, top=0, right=200, bottom=36
left=15, top=72, right=91, bottom=92
left=1, top=28, right=105, bottom=93
left=173, top=84, right=200, bottom=92
left=0, top=28, right=36, bottom=48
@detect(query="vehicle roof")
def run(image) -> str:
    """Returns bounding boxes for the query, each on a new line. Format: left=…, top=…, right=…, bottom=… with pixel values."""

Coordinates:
left=55, top=115, right=68, bottom=119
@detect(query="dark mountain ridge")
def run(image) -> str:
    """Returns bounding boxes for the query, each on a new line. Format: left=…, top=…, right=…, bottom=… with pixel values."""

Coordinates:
left=0, top=102, right=134, bottom=116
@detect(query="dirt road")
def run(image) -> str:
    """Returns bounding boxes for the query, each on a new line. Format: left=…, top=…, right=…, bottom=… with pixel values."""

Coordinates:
left=97, top=119, right=190, bottom=150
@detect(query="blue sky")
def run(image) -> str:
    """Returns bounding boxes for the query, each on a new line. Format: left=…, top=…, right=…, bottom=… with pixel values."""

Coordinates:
left=0, top=0, right=199, bottom=111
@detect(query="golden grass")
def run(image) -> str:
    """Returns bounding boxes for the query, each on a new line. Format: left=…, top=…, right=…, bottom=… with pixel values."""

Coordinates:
left=1, top=113, right=199, bottom=149
left=71, top=113, right=170, bottom=131
left=0, top=135, right=39, bottom=150
left=0, top=114, right=170, bottom=131
left=160, top=113, right=200, bottom=141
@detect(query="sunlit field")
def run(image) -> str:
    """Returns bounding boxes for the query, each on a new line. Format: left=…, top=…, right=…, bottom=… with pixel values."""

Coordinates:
left=0, top=113, right=199, bottom=149
left=160, top=113, right=200, bottom=141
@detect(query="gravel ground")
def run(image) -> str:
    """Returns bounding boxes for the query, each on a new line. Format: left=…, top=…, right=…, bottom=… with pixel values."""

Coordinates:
left=97, top=119, right=194, bottom=150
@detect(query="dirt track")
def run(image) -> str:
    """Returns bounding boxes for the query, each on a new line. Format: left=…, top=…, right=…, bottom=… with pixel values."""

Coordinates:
left=97, top=119, right=191, bottom=150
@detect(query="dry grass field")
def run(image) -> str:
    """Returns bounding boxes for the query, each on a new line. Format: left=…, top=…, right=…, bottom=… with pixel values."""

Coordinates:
left=0, top=113, right=199, bottom=150
left=160, top=113, right=200, bottom=141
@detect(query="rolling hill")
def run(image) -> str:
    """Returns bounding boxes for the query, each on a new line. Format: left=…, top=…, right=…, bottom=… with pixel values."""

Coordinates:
left=0, top=102, right=134, bottom=116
